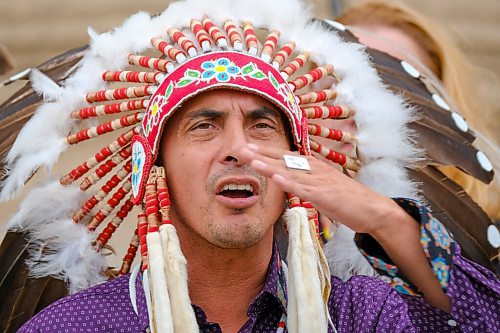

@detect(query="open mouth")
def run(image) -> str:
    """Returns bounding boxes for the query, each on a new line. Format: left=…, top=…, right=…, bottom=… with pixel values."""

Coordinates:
left=214, top=178, right=260, bottom=209
left=218, top=184, right=255, bottom=198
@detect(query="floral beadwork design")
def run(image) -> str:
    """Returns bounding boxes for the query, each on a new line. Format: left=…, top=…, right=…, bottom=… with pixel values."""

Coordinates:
left=132, top=155, right=142, bottom=188
left=270, top=72, right=302, bottom=121
left=239, top=62, right=266, bottom=79
left=175, top=58, right=267, bottom=88
left=131, top=142, right=146, bottom=199
left=201, top=57, right=240, bottom=82
left=144, top=94, right=169, bottom=136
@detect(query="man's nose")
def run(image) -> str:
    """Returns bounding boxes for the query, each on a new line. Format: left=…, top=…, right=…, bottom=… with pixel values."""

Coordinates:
left=220, top=125, right=248, bottom=165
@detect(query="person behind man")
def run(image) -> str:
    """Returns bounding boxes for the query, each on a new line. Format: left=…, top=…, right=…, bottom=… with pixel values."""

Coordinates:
left=2, top=0, right=498, bottom=332
left=336, top=0, right=500, bottom=221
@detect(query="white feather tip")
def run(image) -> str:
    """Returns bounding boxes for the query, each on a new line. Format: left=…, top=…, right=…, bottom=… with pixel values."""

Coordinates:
left=29, top=68, right=64, bottom=102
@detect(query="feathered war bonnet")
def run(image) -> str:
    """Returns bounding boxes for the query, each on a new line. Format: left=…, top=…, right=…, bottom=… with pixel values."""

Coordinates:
left=0, top=0, right=431, bottom=332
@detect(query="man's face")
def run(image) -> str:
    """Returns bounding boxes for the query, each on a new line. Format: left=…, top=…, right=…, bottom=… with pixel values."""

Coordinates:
left=160, top=89, right=290, bottom=249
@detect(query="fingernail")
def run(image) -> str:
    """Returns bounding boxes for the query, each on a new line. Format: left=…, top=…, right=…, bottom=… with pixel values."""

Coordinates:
left=247, top=143, right=259, bottom=152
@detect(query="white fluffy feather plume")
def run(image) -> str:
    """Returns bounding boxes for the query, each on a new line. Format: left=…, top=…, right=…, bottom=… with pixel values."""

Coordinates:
left=324, top=224, right=377, bottom=281
left=3, top=0, right=421, bottom=289
left=8, top=181, right=107, bottom=293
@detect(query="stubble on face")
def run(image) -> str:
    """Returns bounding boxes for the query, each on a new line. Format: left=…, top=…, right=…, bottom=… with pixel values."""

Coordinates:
left=204, top=165, right=272, bottom=249
left=168, top=163, right=281, bottom=250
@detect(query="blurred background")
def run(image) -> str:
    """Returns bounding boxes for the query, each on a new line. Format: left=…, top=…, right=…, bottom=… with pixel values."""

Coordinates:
left=1, top=0, right=499, bottom=102
left=0, top=0, right=499, bottom=264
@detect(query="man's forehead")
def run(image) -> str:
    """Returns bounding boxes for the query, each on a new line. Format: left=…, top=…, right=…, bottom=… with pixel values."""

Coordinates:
left=179, top=89, right=284, bottom=119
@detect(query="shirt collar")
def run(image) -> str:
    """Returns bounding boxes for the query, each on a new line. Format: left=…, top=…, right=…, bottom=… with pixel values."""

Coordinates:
left=247, top=241, right=288, bottom=316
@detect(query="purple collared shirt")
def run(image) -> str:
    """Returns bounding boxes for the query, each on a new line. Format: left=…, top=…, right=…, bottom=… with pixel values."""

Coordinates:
left=18, top=248, right=499, bottom=332
left=18, top=201, right=500, bottom=332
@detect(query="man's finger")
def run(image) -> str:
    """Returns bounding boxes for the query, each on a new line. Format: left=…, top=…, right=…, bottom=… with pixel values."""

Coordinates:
left=250, top=156, right=323, bottom=189
left=246, top=143, right=297, bottom=159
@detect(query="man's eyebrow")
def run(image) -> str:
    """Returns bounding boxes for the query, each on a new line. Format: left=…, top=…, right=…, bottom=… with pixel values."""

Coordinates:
left=185, top=108, right=224, bottom=120
left=246, top=106, right=282, bottom=120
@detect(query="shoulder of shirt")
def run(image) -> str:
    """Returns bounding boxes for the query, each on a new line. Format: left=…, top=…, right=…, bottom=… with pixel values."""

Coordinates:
left=19, top=274, right=132, bottom=332
left=328, top=274, right=411, bottom=318
left=330, top=274, right=395, bottom=298
left=49, top=274, right=131, bottom=306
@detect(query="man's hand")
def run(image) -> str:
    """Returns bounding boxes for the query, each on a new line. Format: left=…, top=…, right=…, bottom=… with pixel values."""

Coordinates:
left=239, top=143, right=402, bottom=235
left=240, top=143, right=451, bottom=313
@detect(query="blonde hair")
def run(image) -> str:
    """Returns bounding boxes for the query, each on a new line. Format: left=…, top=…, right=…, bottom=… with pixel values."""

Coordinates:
left=338, top=0, right=500, bottom=219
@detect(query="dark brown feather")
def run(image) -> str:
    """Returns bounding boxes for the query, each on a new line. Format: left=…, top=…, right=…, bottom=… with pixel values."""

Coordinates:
left=409, top=121, right=493, bottom=183
left=5, top=275, right=66, bottom=333
left=408, top=166, right=497, bottom=272
left=399, top=89, right=476, bottom=143
left=369, top=52, right=493, bottom=184
left=376, top=66, right=475, bottom=142
left=318, top=19, right=360, bottom=43
left=0, top=44, right=14, bottom=76
left=0, top=231, right=67, bottom=333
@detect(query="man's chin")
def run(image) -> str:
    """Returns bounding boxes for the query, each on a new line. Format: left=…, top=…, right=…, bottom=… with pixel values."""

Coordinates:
left=209, top=237, right=261, bottom=249
left=206, top=221, right=267, bottom=249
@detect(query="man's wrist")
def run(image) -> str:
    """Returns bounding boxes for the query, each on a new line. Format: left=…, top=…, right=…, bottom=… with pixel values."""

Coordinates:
left=369, top=199, right=420, bottom=245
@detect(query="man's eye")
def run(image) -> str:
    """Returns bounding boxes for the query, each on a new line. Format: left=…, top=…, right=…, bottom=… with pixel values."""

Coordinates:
left=254, top=122, right=275, bottom=129
left=192, top=122, right=214, bottom=130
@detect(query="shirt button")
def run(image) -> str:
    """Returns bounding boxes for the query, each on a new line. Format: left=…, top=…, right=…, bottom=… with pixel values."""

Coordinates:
left=447, top=319, right=457, bottom=327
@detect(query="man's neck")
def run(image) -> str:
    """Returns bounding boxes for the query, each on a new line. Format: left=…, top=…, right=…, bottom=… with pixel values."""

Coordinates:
left=176, top=226, right=274, bottom=332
